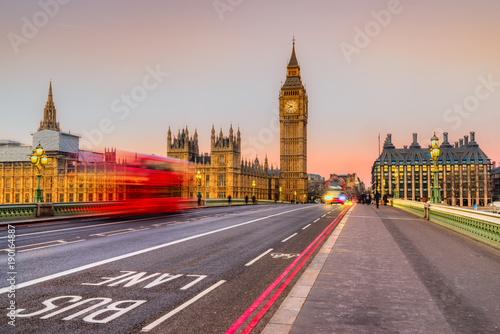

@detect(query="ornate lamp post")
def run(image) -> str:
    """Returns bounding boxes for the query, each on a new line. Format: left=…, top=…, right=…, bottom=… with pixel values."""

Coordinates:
left=279, top=186, right=282, bottom=202
left=30, top=141, right=48, bottom=203
left=430, top=133, right=441, bottom=203
left=393, top=168, right=399, bottom=199
left=252, top=180, right=256, bottom=198
left=294, top=190, right=297, bottom=203
left=196, top=170, right=202, bottom=198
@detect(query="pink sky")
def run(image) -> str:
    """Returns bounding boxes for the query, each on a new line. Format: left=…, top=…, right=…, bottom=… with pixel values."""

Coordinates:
left=1, top=0, right=500, bottom=184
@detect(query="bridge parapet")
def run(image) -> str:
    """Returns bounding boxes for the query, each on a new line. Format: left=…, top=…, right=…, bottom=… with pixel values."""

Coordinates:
left=393, top=199, right=500, bottom=250
left=0, top=203, right=37, bottom=220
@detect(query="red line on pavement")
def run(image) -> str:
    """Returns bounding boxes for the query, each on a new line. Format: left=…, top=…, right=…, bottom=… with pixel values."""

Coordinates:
left=226, top=207, right=349, bottom=334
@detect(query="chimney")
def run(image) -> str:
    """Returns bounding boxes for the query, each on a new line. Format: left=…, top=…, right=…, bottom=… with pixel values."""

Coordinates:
left=470, top=131, right=476, bottom=143
left=455, top=141, right=458, bottom=148
left=387, top=133, right=392, bottom=144
left=412, top=133, right=417, bottom=144
left=464, top=135, right=469, bottom=145
left=459, top=139, right=464, bottom=147
left=493, top=161, right=497, bottom=169
left=443, top=132, right=449, bottom=143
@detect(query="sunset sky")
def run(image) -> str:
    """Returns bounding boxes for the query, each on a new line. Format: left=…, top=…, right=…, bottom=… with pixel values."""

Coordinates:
left=1, top=0, right=500, bottom=183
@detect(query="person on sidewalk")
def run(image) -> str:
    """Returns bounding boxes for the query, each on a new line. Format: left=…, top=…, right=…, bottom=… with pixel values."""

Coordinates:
left=366, top=194, right=371, bottom=205
left=375, top=191, right=381, bottom=209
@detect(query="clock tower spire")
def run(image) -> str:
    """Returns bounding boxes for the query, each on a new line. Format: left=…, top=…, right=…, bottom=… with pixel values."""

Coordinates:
left=279, top=38, right=308, bottom=203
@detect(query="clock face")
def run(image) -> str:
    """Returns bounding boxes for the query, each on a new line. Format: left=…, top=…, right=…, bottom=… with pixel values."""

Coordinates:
left=284, top=100, right=298, bottom=113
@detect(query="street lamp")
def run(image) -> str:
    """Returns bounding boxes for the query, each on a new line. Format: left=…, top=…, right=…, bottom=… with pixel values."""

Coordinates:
left=430, top=133, right=441, bottom=203
left=294, top=190, right=297, bottom=203
left=195, top=170, right=202, bottom=198
left=252, top=180, right=256, bottom=198
left=279, top=186, right=282, bottom=202
left=30, top=141, right=48, bottom=203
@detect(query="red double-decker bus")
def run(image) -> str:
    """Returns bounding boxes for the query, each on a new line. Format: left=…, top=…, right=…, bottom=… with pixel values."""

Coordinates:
left=118, top=152, right=193, bottom=215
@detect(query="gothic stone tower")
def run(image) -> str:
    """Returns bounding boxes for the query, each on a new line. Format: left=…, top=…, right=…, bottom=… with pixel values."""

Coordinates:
left=38, top=80, right=61, bottom=132
left=279, top=39, right=308, bottom=202
left=210, top=124, right=241, bottom=198
left=167, top=126, right=199, bottom=161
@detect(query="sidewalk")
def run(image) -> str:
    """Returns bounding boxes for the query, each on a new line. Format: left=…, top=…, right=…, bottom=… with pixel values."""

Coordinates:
left=264, top=203, right=458, bottom=333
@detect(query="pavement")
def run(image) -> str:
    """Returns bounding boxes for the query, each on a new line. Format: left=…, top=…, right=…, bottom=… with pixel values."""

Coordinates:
left=263, top=203, right=500, bottom=333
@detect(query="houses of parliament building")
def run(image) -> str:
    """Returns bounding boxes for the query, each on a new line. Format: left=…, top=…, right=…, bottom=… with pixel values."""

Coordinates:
left=0, top=41, right=309, bottom=204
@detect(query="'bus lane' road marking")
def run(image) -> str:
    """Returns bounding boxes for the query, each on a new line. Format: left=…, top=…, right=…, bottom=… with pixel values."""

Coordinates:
left=0, top=205, right=317, bottom=294
left=245, top=249, right=273, bottom=267
left=141, top=280, right=226, bottom=332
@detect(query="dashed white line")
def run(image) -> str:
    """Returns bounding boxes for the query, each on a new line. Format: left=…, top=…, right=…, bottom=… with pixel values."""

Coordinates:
left=18, top=240, right=86, bottom=253
left=321, top=214, right=326, bottom=217
left=245, top=249, right=273, bottom=267
left=141, top=280, right=226, bottom=332
left=0, top=220, right=133, bottom=239
left=281, top=233, right=298, bottom=243
left=91, top=228, right=134, bottom=237
left=313, top=218, right=320, bottom=223
left=302, top=224, right=311, bottom=230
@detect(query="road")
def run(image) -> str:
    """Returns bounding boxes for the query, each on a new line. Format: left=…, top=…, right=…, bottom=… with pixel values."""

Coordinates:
left=1, top=204, right=348, bottom=333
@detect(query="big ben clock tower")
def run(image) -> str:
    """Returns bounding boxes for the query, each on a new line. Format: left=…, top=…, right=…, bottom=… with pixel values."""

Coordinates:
left=279, top=38, right=308, bottom=203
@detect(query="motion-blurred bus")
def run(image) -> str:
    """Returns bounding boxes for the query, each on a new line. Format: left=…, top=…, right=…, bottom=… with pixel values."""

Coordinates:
left=119, top=152, right=193, bottom=215
left=69, top=151, right=194, bottom=216
left=323, top=176, right=346, bottom=204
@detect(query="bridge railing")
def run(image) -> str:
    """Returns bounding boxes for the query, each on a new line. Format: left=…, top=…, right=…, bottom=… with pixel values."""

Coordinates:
left=392, top=199, right=500, bottom=250
left=0, top=203, right=37, bottom=220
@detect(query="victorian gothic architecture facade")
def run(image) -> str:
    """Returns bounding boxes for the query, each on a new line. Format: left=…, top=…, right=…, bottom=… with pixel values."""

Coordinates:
left=372, top=132, right=492, bottom=206
left=167, top=40, right=308, bottom=201
left=1, top=41, right=309, bottom=204
left=167, top=125, right=279, bottom=200
left=0, top=82, right=126, bottom=204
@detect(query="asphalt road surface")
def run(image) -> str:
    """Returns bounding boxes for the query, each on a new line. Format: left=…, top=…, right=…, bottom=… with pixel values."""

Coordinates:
left=1, top=204, right=347, bottom=333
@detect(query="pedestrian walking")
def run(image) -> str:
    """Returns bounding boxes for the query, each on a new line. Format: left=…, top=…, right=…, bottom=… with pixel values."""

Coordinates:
left=375, top=191, right=381, bottom=209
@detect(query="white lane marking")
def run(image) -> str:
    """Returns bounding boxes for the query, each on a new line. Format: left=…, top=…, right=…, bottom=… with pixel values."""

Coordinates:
left=321, top=214, right=326, bottom=217
left=302, top=224, right=311, bottom=230
left=281, top=233, right=298, bottom=243
left=105, top=230, right=137, bottom=237
left=0, top=217, right=157, bottom=239
left=313, top=218, right=320, bottom=223
left=180, top=275, right=208, bottom=290
left=91, top=228, right=134, bottom=237
left=15, top=240, right=66, bottom=252
left=245, top=248, right=273, bottom=267
left=18, top=240, right=84, bottom=253
left=0, top=206, right=316, bottom=294
left=141, top=280, right=226, bottom=332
